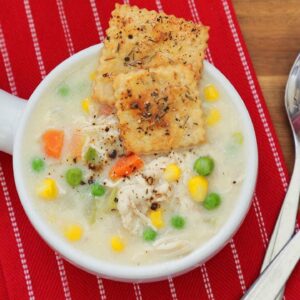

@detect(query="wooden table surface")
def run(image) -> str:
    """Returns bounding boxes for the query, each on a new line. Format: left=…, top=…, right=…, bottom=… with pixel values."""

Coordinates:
left=232, top=0, right=300, bottom=173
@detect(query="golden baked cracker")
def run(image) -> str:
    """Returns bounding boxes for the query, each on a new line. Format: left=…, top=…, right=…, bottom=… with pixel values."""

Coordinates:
left=93, top=4, right=209, bottom=105
left=114, top=65, right=205, bottom=154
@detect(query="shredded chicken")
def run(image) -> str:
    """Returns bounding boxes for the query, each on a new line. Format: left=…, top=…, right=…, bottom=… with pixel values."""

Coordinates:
left=132, top=237, right=192, bottom=262
left=150, top=237, right=192, bottom=256
left=117, top=181, right=153, bottom=234
left=116, top=154, right=183, bottom=235
left=81, top=115, right=123, bottom=166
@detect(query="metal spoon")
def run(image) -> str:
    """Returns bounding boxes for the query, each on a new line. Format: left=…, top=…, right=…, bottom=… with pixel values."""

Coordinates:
left=243, top=53, right=300, bottom=299
left=242, top=230, right=300, bottom=300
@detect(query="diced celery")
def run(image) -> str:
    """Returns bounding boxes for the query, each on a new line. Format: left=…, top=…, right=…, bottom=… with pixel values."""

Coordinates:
left=84, top=147, right=98, bottom=163
left=86, top=188, right=119, bottom=224
left=106, top=188, right=118, bottom=211
left=86, top=199, right=97, bottom=225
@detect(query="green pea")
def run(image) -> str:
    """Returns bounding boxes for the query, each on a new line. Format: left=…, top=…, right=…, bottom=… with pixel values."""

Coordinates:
left=65, top=168, right=83, bottom=187
left=84, top=147, right=98, bottom=163
left=171, top=215, right=186, bottom=229
left=57, top=84, right=70, bottom=96
left=91, top=183, right=106, bottom=197
left=193, top=156, right=214, bottom=176
left=31, top=157, right=45, bottom=172
left=203, top=193, right=221, bottom=210
left=143, top=228, right=157, bottom=241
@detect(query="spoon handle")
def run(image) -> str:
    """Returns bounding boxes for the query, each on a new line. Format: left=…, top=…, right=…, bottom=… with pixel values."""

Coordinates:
left=261, top=152, right=300, bottom=269
left=258, top=151, right=300, bottom=299
left=242, top=231, right=300, bottom=300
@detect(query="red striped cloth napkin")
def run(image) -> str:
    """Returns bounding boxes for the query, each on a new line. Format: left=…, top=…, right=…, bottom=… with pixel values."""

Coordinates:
left=0, top=0, right=299, bottom=299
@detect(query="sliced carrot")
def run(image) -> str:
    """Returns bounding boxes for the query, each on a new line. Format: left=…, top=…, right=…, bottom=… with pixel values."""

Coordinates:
left=42, top=129, right=64, bottom=159
left=70, top=131, right=84, bottom=160
left=109, top=154, right=144, bottom=179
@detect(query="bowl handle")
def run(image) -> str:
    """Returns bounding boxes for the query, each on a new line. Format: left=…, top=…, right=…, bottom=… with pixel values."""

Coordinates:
left=0, top=89, right=27, bottom=155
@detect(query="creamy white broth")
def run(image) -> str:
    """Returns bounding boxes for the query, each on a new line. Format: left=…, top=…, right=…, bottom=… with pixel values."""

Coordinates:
left=22, top=57, right=245, bottom=266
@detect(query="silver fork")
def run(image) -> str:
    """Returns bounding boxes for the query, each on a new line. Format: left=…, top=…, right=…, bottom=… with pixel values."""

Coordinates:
left=243, top=53, right=300, bottom=299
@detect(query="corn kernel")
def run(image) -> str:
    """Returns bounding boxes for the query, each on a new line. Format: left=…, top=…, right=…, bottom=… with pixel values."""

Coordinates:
left=111, top=236, right=125, bottom=252
left=81, top=98, right=90, bottom=113
left=37, top=178, right=58, bottom=200
left=89, top=71, right=96, bottom=81
left=188, top=176, right=208, bottom=202
left=64, top=224, right=83, bottom=242
left=206, top=108, right=221, bottom=126
left=149, top=209, right=165, bottom=229
left=233, top=131, right=244, bottom=144
left=163, top=163, right=181, bottom=182
left=204, top=84, right=219, bottom=101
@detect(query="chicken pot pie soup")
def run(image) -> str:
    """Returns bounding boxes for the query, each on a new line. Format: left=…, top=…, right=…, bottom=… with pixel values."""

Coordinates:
left=22, top=55, right=245, bottom=266
left=19, top=5, right=250, bottom=268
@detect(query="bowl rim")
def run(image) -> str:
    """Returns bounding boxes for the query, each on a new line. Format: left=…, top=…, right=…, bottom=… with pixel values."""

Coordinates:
left=13, top=44, right=258, bottom=282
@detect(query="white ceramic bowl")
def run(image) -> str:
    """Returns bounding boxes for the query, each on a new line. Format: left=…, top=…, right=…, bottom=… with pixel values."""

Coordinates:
left=0, top=44, right=258, bottom=282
